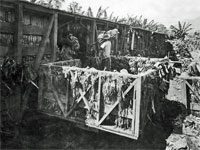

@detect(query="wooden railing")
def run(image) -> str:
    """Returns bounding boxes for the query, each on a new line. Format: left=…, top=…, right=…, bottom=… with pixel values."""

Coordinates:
left=38, top=61, right=162, bottom=139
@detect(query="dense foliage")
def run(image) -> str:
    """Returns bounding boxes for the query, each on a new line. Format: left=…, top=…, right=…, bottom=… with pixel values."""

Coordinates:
left=29, top=0, right=167, bottom=33
left=170, top=21, right=192, bottom=40
left=30, top=0, right=65, bottom=9
left=168, top=22, right=200, bottom=61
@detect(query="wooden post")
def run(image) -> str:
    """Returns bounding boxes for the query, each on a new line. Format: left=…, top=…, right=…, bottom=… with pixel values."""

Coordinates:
left=92, top=20, right=96, bottom=48
left=131, top=86, right=136, bottom=134
left=38, top=70, right=44, bottom=110
left=51, top=13, right=58, bottom=62
left=97, top=74, right=102, bottom=122
left=15, top=3, right=23, bottom=63
left=115, top=25, right=119, bottom=55
left=65, top=76, right=70, bottom=113
left=121, top=26, right=126, bottom=55
left=134, top=77, right=141, bottom=138
left=34, top=14, right=54, bottom=70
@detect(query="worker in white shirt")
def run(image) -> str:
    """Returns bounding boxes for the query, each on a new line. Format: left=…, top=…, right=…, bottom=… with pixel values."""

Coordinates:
left=99, top=28, right=119, bottom=71
left=99, top=34, right=112, bottom=71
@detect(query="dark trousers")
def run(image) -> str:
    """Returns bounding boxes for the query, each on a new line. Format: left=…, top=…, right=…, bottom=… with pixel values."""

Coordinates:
left=101, top=57, right=111, bottom=71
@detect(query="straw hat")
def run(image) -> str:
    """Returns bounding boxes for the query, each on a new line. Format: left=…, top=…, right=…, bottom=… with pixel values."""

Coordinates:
left=102, top=33, right=111, bottom=40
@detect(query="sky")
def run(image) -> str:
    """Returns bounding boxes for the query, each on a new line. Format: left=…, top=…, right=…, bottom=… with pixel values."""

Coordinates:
left=61, top=0, right=200, bottom=27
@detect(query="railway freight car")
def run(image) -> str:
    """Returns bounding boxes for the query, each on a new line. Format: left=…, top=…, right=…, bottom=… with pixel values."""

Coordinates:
left=38, top=59, right=166, bottom=139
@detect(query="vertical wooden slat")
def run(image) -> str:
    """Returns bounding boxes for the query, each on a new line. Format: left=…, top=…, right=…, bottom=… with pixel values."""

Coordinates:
left=15, top=3, right=23, bottom=63
left=92, top=20, right=97, bottom=56
left=97, top=74, right=102, bottom=122
left=131, top=86, right=136, bottom=134
left=135, top=77, right=141, bottom=138
left=65, top=76, right=70, bottom=113
left=131, top=30, right=135, bottom=51
left=34, top=14, right=54, bottom=70
left=121, top=26, right=126, bottom=54
left=51, top=13, right=58, bottom=62
left=115, top=24, right=119, bottom=55
left=92, top=20, right=96, bottom=45
left=38, top=70, right=44, bottom=110
left=120, top=26, right=124, bottom=53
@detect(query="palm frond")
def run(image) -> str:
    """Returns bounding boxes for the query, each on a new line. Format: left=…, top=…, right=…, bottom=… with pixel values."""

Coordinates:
left=109, top=12, right=114, bottom=20
left=96, top=6, right=102, bottom=18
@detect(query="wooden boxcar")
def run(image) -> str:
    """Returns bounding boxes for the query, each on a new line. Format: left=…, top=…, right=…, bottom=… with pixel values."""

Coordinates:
left=0, top=0, right=169, bottom=65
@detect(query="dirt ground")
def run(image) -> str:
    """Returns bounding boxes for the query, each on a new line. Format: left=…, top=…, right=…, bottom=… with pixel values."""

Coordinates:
left=1, top=78, right=187, bottom=150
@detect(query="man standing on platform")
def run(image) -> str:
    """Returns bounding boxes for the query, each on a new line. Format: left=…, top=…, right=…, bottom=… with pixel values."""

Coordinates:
left=99, top=28, right=119, bottom=71
left=99, top=34, right=112, bottom=71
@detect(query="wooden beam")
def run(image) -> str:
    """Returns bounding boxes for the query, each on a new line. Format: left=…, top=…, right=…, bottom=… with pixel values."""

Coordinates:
left=65, top=85, right=92, bottom=118
left=23, top=3, right=53, bottom=15
left=51, top=13, right=58, bottom=62
left=134, top=77, right=141, bottom=138
left=65, top=77, right=70, bottom=112
left=50, top=82, right=65, bottom=116
left=131, top=30, right=135, bottom=51
left=120, top=27, right=125, bottom=54
left=131, top=87, right=137, bottom=134
left=15, top=3, right=23, bottom=63
left=179, top=76, right=200, bottom=80
left=97, top=74, right=102, bottom=122
left=58, top=20, right=73, bottom=29
left=92, top=20, right=98, bottom=57
left=92, top=20, right=96, bottom=46
left=123, top=79, right=137, bottom=97
left=34, top=14, right=54, bottom=70
left=0, top=3, right=15, bottom=9
left=97, top=100, right=119, bottom=126
left=78, top=89, right=90, bottom=110
left=115, top=25, right=119, bottom=55
left=38, top=70, right=44, bottom=110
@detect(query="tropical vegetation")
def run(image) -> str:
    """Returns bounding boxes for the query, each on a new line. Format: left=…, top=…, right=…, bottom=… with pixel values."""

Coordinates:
left=29, top=0, right=168, bottom=33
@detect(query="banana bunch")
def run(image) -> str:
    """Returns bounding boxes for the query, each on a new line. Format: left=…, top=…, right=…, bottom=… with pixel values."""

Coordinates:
left=102, top=76, right=117, bottom=105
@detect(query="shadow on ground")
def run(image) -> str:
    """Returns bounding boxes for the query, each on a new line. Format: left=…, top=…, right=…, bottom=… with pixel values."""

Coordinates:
left=1, top=98, right=187, bottom=150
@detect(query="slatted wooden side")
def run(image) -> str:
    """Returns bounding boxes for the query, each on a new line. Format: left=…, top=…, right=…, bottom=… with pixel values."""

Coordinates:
left=38, top=63, right=160, bottom=139
left=179, top=76, right=200, bottom=112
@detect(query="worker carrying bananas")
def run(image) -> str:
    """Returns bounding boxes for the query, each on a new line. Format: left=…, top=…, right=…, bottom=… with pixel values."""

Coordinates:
left=98, top=28, right=119, bottom=71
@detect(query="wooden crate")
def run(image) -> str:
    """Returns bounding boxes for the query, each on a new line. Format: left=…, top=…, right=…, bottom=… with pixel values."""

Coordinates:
left=38, top=61, right=163, bottom=139
left=179, top=76, right=200, bottom=115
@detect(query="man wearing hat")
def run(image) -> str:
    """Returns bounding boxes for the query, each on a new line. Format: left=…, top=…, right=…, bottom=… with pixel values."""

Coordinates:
left=99, top=33, right=112, bottom=71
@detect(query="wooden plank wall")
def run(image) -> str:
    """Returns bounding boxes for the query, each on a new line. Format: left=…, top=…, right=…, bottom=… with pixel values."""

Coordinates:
left=130, top=28, right=167, bottom=58
left=0, top=2, right=54, bottom=65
